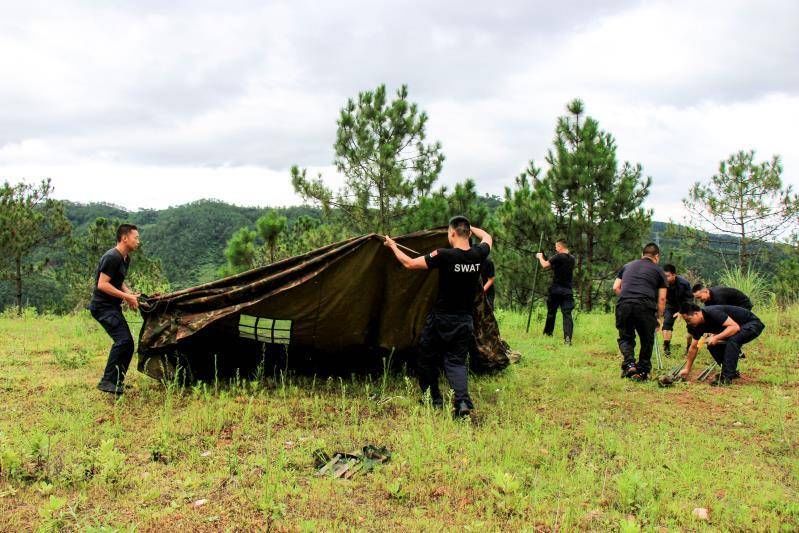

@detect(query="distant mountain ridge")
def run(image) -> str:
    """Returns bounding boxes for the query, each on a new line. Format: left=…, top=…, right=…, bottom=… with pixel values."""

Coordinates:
left=63, top=200, right=763, bottom=291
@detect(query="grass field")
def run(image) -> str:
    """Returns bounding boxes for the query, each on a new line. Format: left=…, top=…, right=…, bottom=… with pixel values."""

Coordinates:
left=1, top=307, right=798, bottom=531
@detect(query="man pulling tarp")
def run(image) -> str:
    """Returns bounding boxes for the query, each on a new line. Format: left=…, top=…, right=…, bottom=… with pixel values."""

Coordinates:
left=384, top=216, right=492, bottom=418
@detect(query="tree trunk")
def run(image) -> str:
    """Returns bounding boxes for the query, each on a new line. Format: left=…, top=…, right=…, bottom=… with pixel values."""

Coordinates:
left=585, top=234, right=594, bottom=312
left=15, top=256, right=23, bottom=315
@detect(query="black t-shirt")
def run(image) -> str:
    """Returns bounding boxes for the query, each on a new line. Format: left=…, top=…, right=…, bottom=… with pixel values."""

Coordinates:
left=687, top=305, right=761, bottom=339
left=549, top=253, right=575, bottom=290
left=480, top=258, right=495, bottom=302
left=616, top=258, right=667, bottom=307
left=425, top=242, right=491, bottom=314
left=707, top=286, right=753, bottom=310
left=666, top=275, right=693, bottom=308
left=89, top=248, right=130, bottom=311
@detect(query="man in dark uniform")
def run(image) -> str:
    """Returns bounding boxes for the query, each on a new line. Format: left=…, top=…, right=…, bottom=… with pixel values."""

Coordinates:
left=692, top=284, right=753, bottom=310
left=480, top=257, right=496, bottom=308
left=678, top=303, right=765, bottom=386
left=613, top=243, right=667, bottom=381
left=662, top=264, right=693, bottom=356
left=536, top=239, right=575, bottom=345
left=89, top=224, right=141, bottom=395
left=384, top=216, right=492, bottom=417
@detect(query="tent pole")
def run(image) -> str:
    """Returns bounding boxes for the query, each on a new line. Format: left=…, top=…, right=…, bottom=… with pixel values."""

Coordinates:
left=525, top=232, right=545, bottom=334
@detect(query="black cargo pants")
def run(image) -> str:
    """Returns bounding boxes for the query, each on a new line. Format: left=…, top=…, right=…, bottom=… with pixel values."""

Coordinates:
left=91, top=306, right=135, bottom=388
left=615, top=299, right=658, bottom=374
left=543, top=286, right=574, bottom=340
left=708, top=319, right=765, bottom=379
left=417, top=311, right=474, bottom=409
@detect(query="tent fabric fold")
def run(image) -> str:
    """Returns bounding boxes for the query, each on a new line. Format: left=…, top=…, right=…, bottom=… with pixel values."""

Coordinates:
left=136, top=229, right=514, bottom=379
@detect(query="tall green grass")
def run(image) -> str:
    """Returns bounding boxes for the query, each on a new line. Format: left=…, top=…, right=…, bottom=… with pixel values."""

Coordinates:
left=718, top=266, right=773, bottom=307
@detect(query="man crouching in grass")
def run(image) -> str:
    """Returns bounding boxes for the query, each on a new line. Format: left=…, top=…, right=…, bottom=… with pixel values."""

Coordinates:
left=88, top=224, right=141, bottom=396
left=678, top=303, right=765, bottom=386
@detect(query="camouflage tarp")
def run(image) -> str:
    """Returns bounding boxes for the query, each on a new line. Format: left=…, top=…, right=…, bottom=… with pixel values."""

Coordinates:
left=137, top=229, right=514, bottom=379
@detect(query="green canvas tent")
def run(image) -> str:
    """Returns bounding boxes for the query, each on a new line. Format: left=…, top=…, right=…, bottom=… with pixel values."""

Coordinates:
left=137, top=229, right=514, bottom=380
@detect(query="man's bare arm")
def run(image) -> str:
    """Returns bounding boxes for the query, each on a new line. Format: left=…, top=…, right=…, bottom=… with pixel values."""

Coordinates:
left=708, top=317, right=740, bottom=345
left=483, top=277, right=494, bottom=292
left=535, top=253, right=551, bottom=269
left=383, top=236, right=428, bottom=270
left=657, top=287, right=667, bottom=318
left=470, top=227, right=492, bottom=249
left=613, top=278, right=622, bottom=296
left=98, top=273, right=139, bottom=309
left=680, top=338, right=700, bottom=377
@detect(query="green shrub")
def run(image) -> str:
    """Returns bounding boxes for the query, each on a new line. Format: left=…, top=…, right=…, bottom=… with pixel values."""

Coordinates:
left=94, top=439, right=125, bottom=486
left=615, top=468, right=651, bottom=513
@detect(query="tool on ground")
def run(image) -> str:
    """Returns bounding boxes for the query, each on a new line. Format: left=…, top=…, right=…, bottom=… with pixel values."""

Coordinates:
left=697, top=363, right=718, bottom=382
left=653, top=333, right=664, bottom=370
left=525, top=231, right=545, bottom=333
left=657, top=360, right=687, bottom=387
left=313, top=445, right=391, bottom=479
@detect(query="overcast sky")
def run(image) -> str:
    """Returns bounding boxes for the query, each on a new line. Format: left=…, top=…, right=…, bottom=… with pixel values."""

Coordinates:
left=1, top=0, right=797, bottom=221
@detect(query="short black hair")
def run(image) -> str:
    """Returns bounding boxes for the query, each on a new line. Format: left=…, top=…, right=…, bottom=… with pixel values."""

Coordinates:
left=116, top=223, right=138, bottom=242
left=663, top=264, right=677, bottom=274
left=642, top=242, right=660, bottom=257
left=692, top=283, right=705, bottom=293
left=679, top=302, right=702, bottom=315
left=448, top=216, right=471, bottom=238
left=556, top=238, right=568, bottom=248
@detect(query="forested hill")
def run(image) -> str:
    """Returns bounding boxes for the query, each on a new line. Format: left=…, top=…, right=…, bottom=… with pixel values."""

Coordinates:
left=63, top=200, right=322, bottom=289
left=61, top=200, right=752, bottom=292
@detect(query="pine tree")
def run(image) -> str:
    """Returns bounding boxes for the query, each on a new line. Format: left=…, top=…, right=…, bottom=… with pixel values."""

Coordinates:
left=0, top=179, right=71, bottom=312
left=683, top=149, right=799, bottom=270
left=256, top=211, right=287, bottom=264
left=496, top=99, right=652, bottom=311
left=292, top=84, right=444, bottom=234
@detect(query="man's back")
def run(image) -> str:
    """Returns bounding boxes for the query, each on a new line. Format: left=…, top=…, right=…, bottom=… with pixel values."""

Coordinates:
left=426, top=243, right=490, bottom=314
left=549, top=253, right=575, bottom=290
left=708, top=286, right=753, bottom=310
left=617, top=258, right=667, bottom=305
left=688, top=305, right=760, bottom=338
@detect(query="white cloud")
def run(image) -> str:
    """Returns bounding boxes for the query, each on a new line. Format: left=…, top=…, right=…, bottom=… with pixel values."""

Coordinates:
left=0, top=0, right=796, bottom=220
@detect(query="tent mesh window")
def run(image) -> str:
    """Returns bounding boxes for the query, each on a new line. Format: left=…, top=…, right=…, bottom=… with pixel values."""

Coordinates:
left=238, top=315, right=292, bottom=345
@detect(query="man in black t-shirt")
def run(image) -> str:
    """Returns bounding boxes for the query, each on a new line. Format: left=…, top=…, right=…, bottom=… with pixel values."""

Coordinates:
left=480, top=258, right=496, bottom=308
left=89, top=224, right=141, bottom=395
left=613, top=243, right=668, bottom=381
left=678, top=303, right=765, bottom=385
left=662, top=264, right=693, bottom=356
left=536, top=239, right=575, bottom=344
left=692, top=284, right=753, bottom=310
left=384, top=216, right=492, bottom=418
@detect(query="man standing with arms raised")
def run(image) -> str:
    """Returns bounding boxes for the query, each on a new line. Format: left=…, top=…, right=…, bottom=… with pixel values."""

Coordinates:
left=613, top=243, right=667, bottom=381
left=89, top=224, right=141, bottom=396
left=536, top=239, right=575, bottom=345
left=384, top=216, right=492, bottom=418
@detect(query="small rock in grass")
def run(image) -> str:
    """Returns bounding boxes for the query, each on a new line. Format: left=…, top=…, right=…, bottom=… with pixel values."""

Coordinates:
left=193, top=499, right=208, bottom=508
left=692, top=507, right=709, bottom=520
left=200, top=450, right=212, bottom=457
